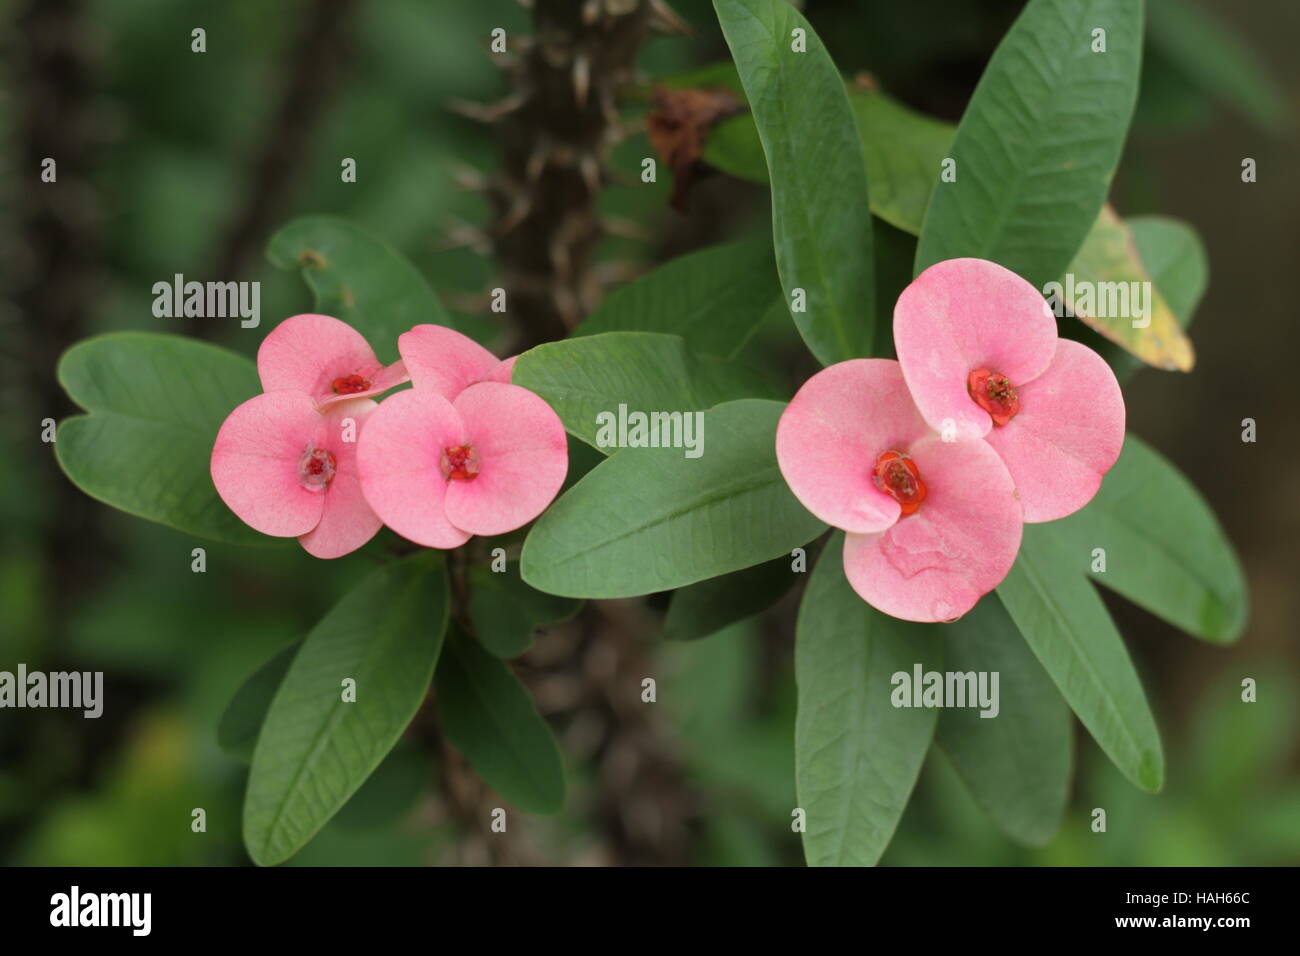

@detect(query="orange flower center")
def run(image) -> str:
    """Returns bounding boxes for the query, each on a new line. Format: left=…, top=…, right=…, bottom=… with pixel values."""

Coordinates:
left=440, top=444, right=480, bottom=482
left=873, top=450, right=926, bottom=516
left=968, top=368, right=1020, bottom=426
left=331, top=374, right=371, bottom=395
left=299, top=447, right=336, bottom=489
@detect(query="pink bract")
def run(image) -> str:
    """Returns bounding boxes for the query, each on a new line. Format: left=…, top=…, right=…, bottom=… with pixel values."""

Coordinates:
left=210, top=391, right=382, bottom=558
left=776, top=359, right=1022, bottom=622
left=356, top=382, right=568, bottom=548
left=258, top=313, right=409, bottom=410
left=398, top=324, right=515, bottom=401
left=893, top=258, right=1125, bottom=522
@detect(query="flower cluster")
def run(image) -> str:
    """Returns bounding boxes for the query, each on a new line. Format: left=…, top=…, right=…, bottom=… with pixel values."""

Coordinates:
left=777, top=258, right=1125, bottom=623
left=210, top=314, right=568, bottom=558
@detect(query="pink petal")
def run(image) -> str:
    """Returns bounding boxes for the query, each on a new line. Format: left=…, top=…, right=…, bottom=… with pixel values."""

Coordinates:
left=842, top=435, right=1022, bottom=622
left=487, top=355, right=516, bottom=384
left=258, top=313, right=408, bottom=409
left=298, top=399, right=384, bottom=558
left=211, top=390, right=328, bottom=538
left=356, top=389, right=472, bottom=549
left=982, top=338, right=1125, bottom=522
left=775, top=359, right=930, bottom=533
left=894, top=258, right=1058, bottom=440
left=443, top=382, right=569, bottom=537
left=399, top=323, right=503, bottom=400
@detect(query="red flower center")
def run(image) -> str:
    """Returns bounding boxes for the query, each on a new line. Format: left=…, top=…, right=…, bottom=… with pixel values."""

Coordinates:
left=440, top=444, right=480, bottom=482
left=873, top=450, right=926, bottom=516
left=968, top=368, right=1020, bottom=426
left=299, top=447, right=337, bottom=489
left=331, top=374, right=371, bottom=395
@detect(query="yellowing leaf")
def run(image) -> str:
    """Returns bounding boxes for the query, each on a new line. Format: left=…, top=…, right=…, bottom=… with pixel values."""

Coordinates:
left=1057, top=205, right=1196, bottom=371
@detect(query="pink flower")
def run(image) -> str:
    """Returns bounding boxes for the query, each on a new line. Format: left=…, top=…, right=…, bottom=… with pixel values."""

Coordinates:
left=776, top=359, right=1022, bottom=622
left=398, top=324, right=516, bottom=400
left=357, top=382, right=567, bottom=548
left=258, top=313, right=410, bottom=409
left=211, top=392, right=382, bottom=558
left=893, top=258, right=1125, bottom=522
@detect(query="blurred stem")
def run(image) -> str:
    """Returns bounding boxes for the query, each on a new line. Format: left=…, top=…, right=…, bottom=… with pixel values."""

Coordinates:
left=208, top=0, right=358, bottom=296
left=4, top=0, right=121, bottom=808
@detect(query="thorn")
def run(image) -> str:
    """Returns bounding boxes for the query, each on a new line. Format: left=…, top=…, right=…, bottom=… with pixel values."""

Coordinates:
left=525, top=138, right=551, bottom=183
left=648, top=0, right=692, bottom=36
left=591, top=260, right=643, bottom=287
left=496, top=192, right=534, bottom=236
left=451, top=163, right=490, bottom=192
left=600, top=216, right=652, bottom=241
left=604, top=0, right=640, bottom=17
left=551, top=281, right=581, bottom=328
left=445, top=291, right=492, bottom=314
left=437, top=217, right=493, bottom=255
left=599, top=86, right=621, bottom=128
left=602, top=121, right=627, bottom=147
left=446, top=90, right=527, bottom=123
left=605, top=165, right=639, bottom=188
left=480, top=38, right=514, bottom=69
left=579, top=153, right=602, bottom=195
left=604, top=115, right=642, bottom=146
left=548, top=234, right=572, bottom=279
left=852, top=71, right=879, bottom=92
left=572, top=53, right=590, bottom=110
left=539, top=40, right=569, bottom=69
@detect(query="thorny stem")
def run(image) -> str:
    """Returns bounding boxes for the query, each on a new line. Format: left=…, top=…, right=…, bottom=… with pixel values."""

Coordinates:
left=487, top=0, right=654, bottom=350
left=434, top=1, right=700, bottom=865
left=432, top=543, right=534, bottom=864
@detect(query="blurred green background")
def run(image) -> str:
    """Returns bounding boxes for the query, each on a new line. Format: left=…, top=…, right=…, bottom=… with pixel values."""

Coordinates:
left=1, top=0, right=1296, bottom=865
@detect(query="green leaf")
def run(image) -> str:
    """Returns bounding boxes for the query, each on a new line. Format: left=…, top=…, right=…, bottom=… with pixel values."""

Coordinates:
left=702, top=72, right=1197, bottom=376
left=522, top=399, right=826, bottom=598
left=795, top=537, right=940, bottom=866
left=715, top=0, right=875, bottom=364
left=267, top=216, right=454, bottom=363
left=434, top=629, right=566, bottom=814
left=510, top=332, right=778, bottom=452
left=570, top=238, right=781, bottom=358
left=469, top=561, right=582, bottom=659
left=935, top=596, right=1072, bottom=846
left=217, top=642, right=301, bottom=763
left=997, top=523, right=1164, bottom=792
left=915, top=0, right=1144, bottom=287
left=332, top=742, right=429, bottom=831
left=703, top=113, right=770, bottom=184
left=1048, top=435, right=1247, bottom=643
left=243, top=552, right=449, bottom=866
left=55, top=332, right=268, bottom=546
left=848, top=89, right=954, bottom=235
left=664, top=556, right=796, bottom=641
left=703, top=84, right=954, bottom=237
